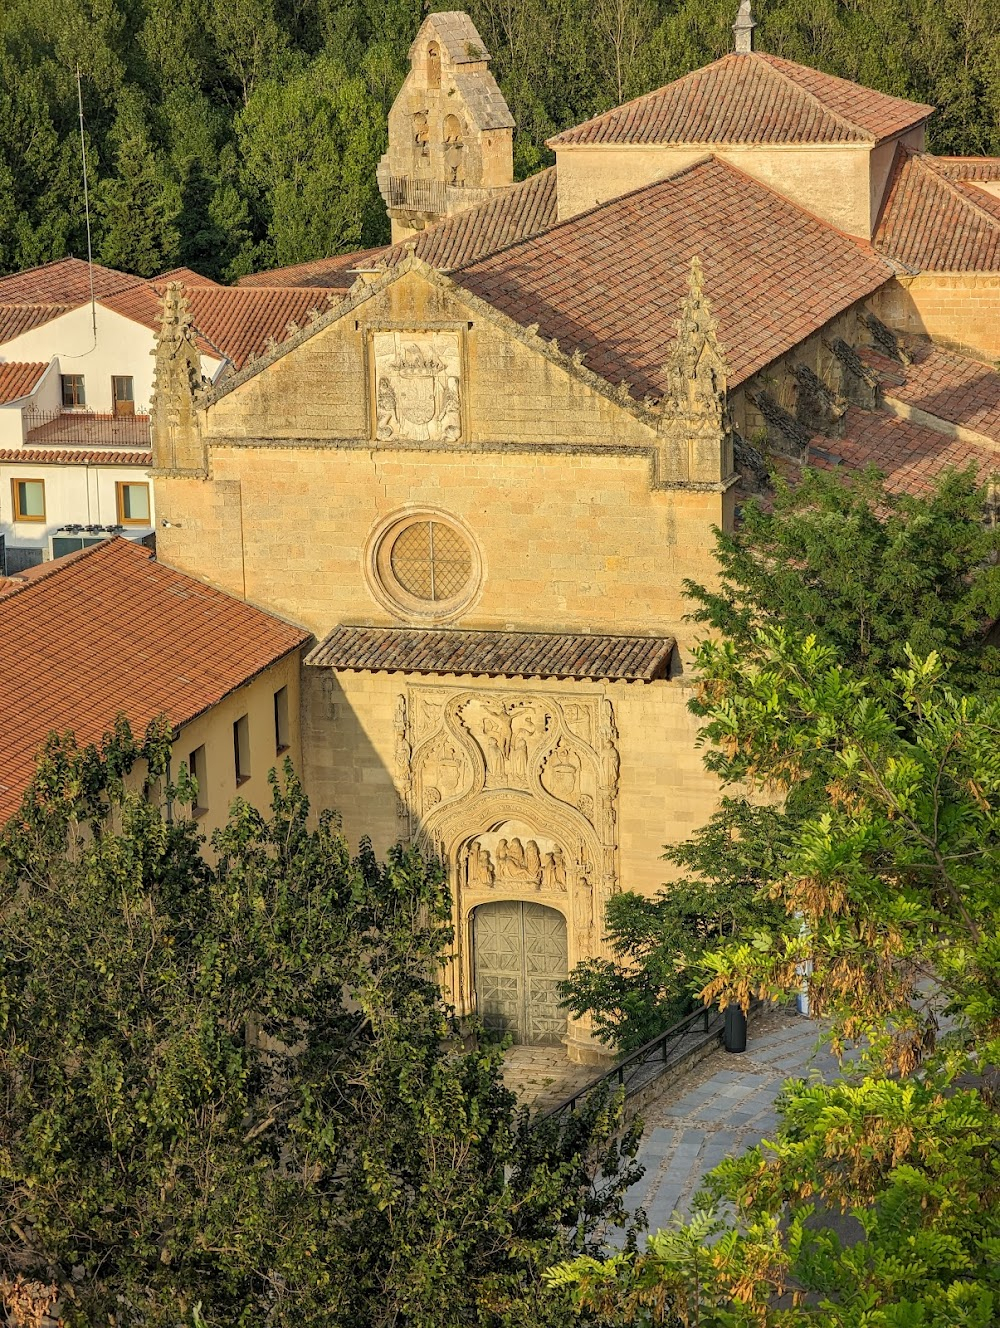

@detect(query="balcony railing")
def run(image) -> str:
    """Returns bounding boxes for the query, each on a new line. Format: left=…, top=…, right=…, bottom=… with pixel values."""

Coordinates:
left=23, top=408, right=152, bottom=450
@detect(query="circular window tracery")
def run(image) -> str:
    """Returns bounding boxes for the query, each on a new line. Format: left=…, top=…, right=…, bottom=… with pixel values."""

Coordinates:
left=367, top=511, right=482, bottom=621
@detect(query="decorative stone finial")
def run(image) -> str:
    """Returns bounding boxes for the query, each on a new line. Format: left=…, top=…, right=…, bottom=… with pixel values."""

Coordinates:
left=658, top=257, right=733, bottom=485
left=733, top=0, right=756, bottom=53
left=152, top=281, right=206, bottom=474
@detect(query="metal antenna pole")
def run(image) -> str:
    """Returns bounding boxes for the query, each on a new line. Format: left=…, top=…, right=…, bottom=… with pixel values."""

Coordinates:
left=76, top=65, right=97, bottom=341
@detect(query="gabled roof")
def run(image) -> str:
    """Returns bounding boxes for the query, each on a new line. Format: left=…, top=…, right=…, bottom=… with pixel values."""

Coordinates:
left=875, top=148, right=1000, bottom=270
left=548, top=52, right=932, bottom=147
left=409, top=11, right=492, bottom=65
left=453, top=155, right=893, bottom=398
left=307, top=624, right=674, bottom=682
left=236, top=247, right=387, bottom=290
left=0, top=447, right=151, bottom=464
left=0, top=362, right=47, bottom=405
left=0, top=537, right=309, bottom=824
left=0, top=304, right=75, bottom=345
left=0, top=257, right=141, bottom=305
left=381, top=168, right=558, bottom=271
left=155, top=266, right=222, bottom=286
left=102, top=283, right=328, bottom=369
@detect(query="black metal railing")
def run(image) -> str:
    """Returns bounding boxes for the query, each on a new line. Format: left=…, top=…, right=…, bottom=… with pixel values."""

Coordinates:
left=23, top=408, right=152, bottom=449
left=538, top=1003, right=750, bottom=1124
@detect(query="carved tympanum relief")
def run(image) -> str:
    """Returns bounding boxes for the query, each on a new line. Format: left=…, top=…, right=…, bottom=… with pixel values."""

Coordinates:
left=373, top=330, right=462, bottom=443
left=393, top=689, right=620, bottom=950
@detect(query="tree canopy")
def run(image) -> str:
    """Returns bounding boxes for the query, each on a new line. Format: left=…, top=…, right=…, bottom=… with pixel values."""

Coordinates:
left=1, top=0, right=999, bottom=278
left=0, top=720, right=641, bottom=1326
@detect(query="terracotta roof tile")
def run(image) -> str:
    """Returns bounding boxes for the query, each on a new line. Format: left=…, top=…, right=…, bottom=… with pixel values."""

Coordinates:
left=381, top=168, right=558, bottom=271
left=0, top=304, right=75, bottom=344
left=236, top=248, right=387, bottom=289
left=306, top=624, right=674, bottom=681
left=454, top=156, right=892, bottom=397
left=0, top=362, right=48, bottom=404
left=0, top=257, right=142, bottom=304
left=860, top=343, right=1000, bottom=442
left=0, top=447, right=151, bottom=464
left=875, top=148, right=1000, bottom=270
left=548, top=52, right=932, bottom=147
left=932, top=157, right=1000, bottom=182
left=812, top=405, right=999, bottom=496
left=0, top=538, right=309, bottom=824
left=102, top=284, right=327, bottom=368
left=155, top=267, right=221, bottom=285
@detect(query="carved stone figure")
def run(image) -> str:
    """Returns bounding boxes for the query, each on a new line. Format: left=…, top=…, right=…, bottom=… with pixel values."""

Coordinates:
left=541, top=847, right=567, bottom=890
left=372, top=331, right=462, bottom=443
left=465, top=839, right=494, bottom=889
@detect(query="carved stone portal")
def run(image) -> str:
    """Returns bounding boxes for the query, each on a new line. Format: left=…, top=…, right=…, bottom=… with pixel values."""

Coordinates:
left=373, top=330, right=462, bottom=443
left=394, top=686, right=618, bottom=974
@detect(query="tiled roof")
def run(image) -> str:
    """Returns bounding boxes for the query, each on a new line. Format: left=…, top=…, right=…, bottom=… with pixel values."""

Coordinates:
left=0, top=447, right=151, bottom=464
left=548, top=53, right=932, bottom=147
left=932, top=158, right=1000, bottom=181
left=454, top=156, right=893, bottom=398
left=102, top=284, right=327, bottom=368
left=875, top=148, right=1000, bottom=270
left=155, top=266, right=221, bottom=285
left=381, top=169, right=558, bottom=271
left=0, top=538, right=309, bottom=824
left=0, top=257, right=141, bottom=304
left=236, top=248, right=387, bottom=290
left=306, top=624, right=674, bottom=681
left=859, top=344, right=1000, bottom=443
left=812, top=406, right=999, bottom=497
left=0, top=304, right=75, bottom=344
left=0, top=362, right=47, bottom=404
left=410, top=11, right=492, bottom=65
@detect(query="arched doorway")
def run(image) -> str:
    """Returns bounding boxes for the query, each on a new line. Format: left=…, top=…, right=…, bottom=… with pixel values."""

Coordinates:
left=473, top=901, right=568, bottom=1046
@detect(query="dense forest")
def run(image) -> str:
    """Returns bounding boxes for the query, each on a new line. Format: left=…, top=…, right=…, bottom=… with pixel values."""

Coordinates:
left=1, top=0, right=999, bottom=281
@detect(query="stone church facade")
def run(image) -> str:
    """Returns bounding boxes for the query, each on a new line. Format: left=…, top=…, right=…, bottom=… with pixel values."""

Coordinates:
left=152, top=10, right=1000, bottom=1060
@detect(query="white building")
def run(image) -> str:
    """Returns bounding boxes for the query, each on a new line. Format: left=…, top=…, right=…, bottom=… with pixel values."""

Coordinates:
left=0, top=258, right=322, bottom=571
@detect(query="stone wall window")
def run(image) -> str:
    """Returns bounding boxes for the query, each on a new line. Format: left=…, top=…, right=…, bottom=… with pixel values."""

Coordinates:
left=368, top=511, right=482, bottom=621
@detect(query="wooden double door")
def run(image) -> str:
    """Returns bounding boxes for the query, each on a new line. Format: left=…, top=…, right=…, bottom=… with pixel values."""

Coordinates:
left=473, top=901, right=568, bottom=1046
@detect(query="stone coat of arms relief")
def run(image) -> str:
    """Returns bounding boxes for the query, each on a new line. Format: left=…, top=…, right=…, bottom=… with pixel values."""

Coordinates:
left=393, top=687, right=620, bottom=988
left=372, top=330, right=462, bottom=443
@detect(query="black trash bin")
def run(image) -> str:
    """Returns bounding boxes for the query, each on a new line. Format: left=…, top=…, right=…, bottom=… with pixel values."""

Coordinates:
left=724, top=1004, right=747, bottom=1053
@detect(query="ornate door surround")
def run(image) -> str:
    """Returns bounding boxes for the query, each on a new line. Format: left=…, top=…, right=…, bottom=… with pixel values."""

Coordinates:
left=392, top=683, right=620, bottom=1025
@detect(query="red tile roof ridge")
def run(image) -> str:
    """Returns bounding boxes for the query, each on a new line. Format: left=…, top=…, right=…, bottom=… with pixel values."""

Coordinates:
left=914, top=150, right=1000, bottom=227
left=547, top=51, right=932, bottom=148
left=0, top=448, right=152, bottom=464
left=450, top=154, right=716, bottom=273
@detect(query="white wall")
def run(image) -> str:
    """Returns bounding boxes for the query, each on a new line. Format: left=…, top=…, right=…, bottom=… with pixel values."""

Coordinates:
left=0, top=362, right=60, bottom=446
left=1, top=458, right=155, bottom=554
left=0, top=303, right=221, bottom=414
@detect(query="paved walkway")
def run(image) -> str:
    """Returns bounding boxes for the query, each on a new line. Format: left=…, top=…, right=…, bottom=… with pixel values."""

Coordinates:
left=502, top=1045, right=597, bottom=1112
left=620, top=1008, right=855, bottom=1232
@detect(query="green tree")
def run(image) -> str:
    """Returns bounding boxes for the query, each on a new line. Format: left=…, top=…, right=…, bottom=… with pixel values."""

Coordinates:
left=0, top=721, right=641, bottom=1327
left=560, top=799, right=790, bottom=1050
left=552, top=645, right=1000, bottom=1325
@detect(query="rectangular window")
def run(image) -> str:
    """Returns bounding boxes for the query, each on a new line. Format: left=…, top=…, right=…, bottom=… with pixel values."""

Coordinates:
left=188, top=744, right=207, bottom=816
left=12, top=478, right=45, bottom=522
left=111, top=375, right=134, bottom=416
left=60, top=374, right=86, bottom=408
left=274, top=686, right=290, bottom=753
left=233, top=715, right=250, bottom=786
left=115, top=481, right=150, bottom=525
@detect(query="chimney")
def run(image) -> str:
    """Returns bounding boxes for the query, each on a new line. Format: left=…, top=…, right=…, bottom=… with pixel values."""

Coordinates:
left=733, top=0, right=756, bottom=53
